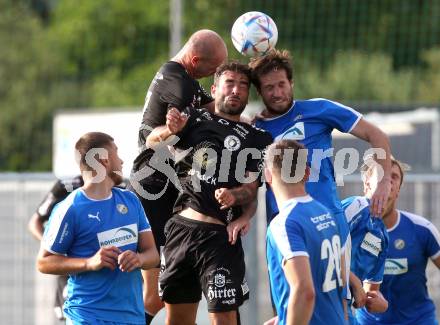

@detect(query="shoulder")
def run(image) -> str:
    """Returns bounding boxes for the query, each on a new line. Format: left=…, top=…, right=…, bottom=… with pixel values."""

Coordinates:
left=342, top=196, right=370, bottom=223
left=158, top=62, right=193, bottom=88
left=274, top=198, right=324, bottom=228
left=50, top=189, right=79, bottom=220
left=244, top=122, right=273, bottom=142
left=270, top=202, right=301, bottom=233
left=60, top=175, right=83, bottom=190
left=306, top=98, right=359, bottom=115
left=400, top=210, right=440, bottom=238
left=160, top=61, right=183, bottom=74
left=113, top=187, right=138, bottom=201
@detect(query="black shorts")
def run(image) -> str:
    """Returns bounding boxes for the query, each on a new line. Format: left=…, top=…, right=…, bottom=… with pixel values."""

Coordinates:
left=159, top=215, right=249, bottom=312
left=128, top=177, right=179, bottom=254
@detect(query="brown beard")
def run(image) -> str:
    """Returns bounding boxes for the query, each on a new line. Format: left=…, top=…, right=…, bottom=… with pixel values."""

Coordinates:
left=217, top=100, right=246, bottom=116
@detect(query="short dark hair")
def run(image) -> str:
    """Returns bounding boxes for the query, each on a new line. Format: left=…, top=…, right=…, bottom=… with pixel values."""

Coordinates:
left=75, top=132, right=114, bottom=171
left=265, top=139, right=307, bottom=183
left=214, top=61, right=251, bottom=87
left=249, top=49, right=293, bottom=91
left=361, top=155, right=410, bottom=188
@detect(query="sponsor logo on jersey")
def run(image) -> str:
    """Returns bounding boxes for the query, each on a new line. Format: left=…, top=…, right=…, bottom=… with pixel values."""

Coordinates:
left=88, top=212, right=101, bottom=222
left=360, top=232, right=382, bottom=257
left=188, top=169, right=217, bottom=185
left=310, top=213, right=336, bottom=231
left=201, top=111, right=213, bottom=121
left=214, top=274, right=226, bottom=288
left=276, top=122, right=305, bottom=141
left=394, top=238, right=405, bottom=250
left=59, top=223, right=69, bottom=244
left=117, top=204, right=128, bottom=214
left=384, top=258, right=408, bottom=275
left=207, top=267, right=236, bottom=303
left=218, top=119, right=230, bottom=125
left=192, top=142, right=217, bottom=170
left=97, top=223, right=138, bottom=248
left=224, top=135, right=241, bottom=151
left=233, top=124, right=250, bottom=139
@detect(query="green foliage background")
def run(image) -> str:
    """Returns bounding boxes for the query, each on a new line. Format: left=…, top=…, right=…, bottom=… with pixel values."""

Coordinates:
left=1, top=0, right=440, bottom=170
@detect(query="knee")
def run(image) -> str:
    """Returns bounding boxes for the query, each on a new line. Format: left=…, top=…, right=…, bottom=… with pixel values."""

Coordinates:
left=210, top=310, right=237, bottom=325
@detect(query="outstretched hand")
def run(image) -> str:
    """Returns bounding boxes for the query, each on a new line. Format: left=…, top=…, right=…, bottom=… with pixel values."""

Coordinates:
left=370, top=179, right=391, bottom=218
left=166, top=107, right=188, bottom=134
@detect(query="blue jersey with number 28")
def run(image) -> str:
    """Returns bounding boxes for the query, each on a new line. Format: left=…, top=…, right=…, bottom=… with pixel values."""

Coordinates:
left=266, top=195, right=345, bottom=325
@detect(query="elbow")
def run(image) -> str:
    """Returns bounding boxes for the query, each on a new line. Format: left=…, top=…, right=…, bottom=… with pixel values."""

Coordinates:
left=153, top=251, right=160, bottom=267
left=373, top=128, right=390, bottom=148
left=295, top=284, right=315, bottom=304
left=143, top=249, right=160, bottom=270
left=36, top=257, right=49, bottom=274
left=27, top=219, right=34, bottom=234
left=302, top=287, right=316, bottom=303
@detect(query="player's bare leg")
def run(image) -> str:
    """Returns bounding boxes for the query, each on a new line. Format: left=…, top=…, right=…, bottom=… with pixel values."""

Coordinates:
left=142, top=268, right=164, bottom=321
left=209, top=310, right=238, bottom=325
left=165, top=302, right=198, bottom=325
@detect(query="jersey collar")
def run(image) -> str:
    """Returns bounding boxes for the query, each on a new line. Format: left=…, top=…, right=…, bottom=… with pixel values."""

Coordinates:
left=260, top=101, right=296, bottom=121
left=80, top=188, right=113, bottom=201
left=279, top=194, right=313, bottom=211
left=386, top=210, right=401, bottom=232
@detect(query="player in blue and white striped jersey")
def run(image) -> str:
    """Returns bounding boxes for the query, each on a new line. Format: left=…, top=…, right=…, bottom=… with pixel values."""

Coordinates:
left=355, top=158, right=440, bottom=325
left=37, top=132, right=159, bottom=325
left=342, top=157, right=395, bottom=324
left=249, top=50, right=392, bottom=311
left=342, top=195, right=389, bottom=324
left=264, top=140, right=345, bottom=325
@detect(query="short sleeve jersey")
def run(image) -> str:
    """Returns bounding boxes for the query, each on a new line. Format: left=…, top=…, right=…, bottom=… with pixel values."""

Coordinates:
left=356, top=211, right=440, bottom=325
left=132, top=61, right=213, bottom=172
left=255, top=98, right=362, bottom=221
left=342, top=196, right=389, bottom=284
left=36, top=175, right=84, bottom=222
left=174, top=107, right=273, bottom=224
left=42, top=187, right=151, bottom=324
left=266, top=196, right=345, bottom=325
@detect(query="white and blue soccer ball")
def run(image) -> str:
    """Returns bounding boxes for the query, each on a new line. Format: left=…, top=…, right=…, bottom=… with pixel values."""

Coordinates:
left=231, top=11, right=278, bottom=57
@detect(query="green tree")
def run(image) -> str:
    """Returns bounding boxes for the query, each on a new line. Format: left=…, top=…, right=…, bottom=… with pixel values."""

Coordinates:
left=0, top=0, right=59, bottom=170
left=46, top=0, right=169, bottom=107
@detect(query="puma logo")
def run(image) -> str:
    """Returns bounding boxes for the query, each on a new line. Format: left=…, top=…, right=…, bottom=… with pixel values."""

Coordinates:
left=88, top=212, right=101, bottom=222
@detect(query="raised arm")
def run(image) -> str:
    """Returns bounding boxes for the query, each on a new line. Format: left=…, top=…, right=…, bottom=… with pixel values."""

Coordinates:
left=146, top=108, right=188, bottom=148
left=350, top=118, right=392, bottom=217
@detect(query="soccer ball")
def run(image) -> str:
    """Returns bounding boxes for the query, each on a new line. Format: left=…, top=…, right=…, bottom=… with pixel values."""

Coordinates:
left=231, top=11, right=278, bottom=57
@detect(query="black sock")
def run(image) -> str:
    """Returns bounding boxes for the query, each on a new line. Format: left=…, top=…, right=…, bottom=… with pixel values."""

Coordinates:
left=145, top=311, right=154, bottom=325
